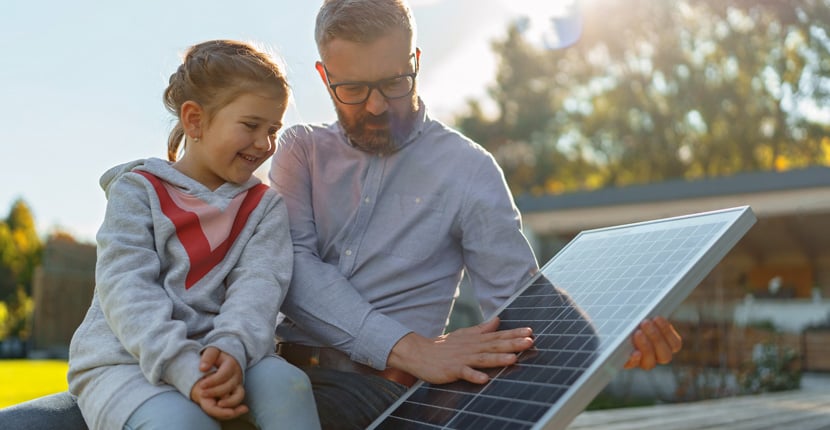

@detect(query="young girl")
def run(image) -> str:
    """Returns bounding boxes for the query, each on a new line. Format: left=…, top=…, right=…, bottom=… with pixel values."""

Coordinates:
left=67, top=40, right=320, bottom=430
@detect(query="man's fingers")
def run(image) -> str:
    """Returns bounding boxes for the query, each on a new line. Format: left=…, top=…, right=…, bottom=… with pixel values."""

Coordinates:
left=404, top=321, right=534, bottom=385
left=469, top=327, right=533, bottom=351
left=487, top=326, right=534, bottom=341
left=623, top=350, right=642, bottom=369
left=480, top=334, right=534, bottom=354
left=448, top=330, right=532, bottom=355
left=654, top=316, right=683, bottom=353
left=457, top=317, right=500, bottom=335
left=462, top=317, right=530, bottom=336
left=632, top=329, right=656, bottom=370
left=459, top=366, right=490, bottom=384
left=626, top=318, right=683, bottom=371
left=445, top=322, right=533, bottom=353
left=470, top=351, right=520, bottom=369
left=640, top=319, right=673, bottom=365
left=458, top=350, right=527, bottom=383
left=479, top=317, right=501, bottom=332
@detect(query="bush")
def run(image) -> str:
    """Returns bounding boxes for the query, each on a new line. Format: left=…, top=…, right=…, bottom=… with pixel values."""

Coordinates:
left=739, top=342, right=801, bottom=394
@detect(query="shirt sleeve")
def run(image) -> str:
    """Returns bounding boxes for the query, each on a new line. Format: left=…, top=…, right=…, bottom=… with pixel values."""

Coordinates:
left=458, top=154, right=539, bottom=319
left=94, top=173, right=204, bottom=397
left=269, top=129, right=412, bottom=370
left=202, top=190, right=290, bottom=374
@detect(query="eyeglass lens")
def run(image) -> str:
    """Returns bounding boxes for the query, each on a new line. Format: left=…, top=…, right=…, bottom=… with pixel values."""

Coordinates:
left=334, top=75, right=415, bottom=104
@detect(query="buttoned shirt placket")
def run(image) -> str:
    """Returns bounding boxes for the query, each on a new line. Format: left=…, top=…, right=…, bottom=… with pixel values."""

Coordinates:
left=338, top=154, right=386, bottom=275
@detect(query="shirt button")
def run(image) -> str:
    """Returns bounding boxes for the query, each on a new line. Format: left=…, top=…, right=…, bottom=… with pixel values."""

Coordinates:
left=364, top=197, right=370, bottom=203
left=345, top=249, right=352, bottom=256
left=415, top=197, right=422, bottom=204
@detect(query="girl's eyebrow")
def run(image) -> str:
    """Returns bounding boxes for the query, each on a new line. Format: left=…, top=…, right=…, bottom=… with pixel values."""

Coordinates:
left=241, top=114, right=283, bottom=126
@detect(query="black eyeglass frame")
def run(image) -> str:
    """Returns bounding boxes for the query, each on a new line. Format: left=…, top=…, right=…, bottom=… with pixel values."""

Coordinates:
left=321, top=54, right=419, bottom=105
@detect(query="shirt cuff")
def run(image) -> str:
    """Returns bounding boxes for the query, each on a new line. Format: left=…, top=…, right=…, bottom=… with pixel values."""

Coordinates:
left=162, top=348, right=205, bottom=398
left=352, top=312, right=412, bottom=370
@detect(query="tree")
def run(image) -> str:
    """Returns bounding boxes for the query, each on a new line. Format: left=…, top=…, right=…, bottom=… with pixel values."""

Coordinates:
left=455, top=0, right=830, bottom=196
left=6, top=199, right=41, bottom=296
left=0, top=225, right=17, bottom=304
left=0, top=199, right=42, bottom=340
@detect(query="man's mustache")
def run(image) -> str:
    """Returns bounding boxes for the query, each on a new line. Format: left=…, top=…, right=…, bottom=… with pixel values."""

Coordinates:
left=363, top=113, right=390, bottom=126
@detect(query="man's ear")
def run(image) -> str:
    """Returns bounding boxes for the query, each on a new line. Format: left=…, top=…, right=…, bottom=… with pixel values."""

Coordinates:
left=180, top=101, right=203, bottom=138
left=315, top=61, right=327, bottom=85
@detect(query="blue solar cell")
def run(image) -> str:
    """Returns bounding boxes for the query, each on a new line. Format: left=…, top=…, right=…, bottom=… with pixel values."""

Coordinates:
left=369, top=206, right=756, bottom=430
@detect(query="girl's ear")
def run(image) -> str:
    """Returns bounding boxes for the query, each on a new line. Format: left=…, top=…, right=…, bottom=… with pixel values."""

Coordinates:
left=180, top=101, right=204, bottom=138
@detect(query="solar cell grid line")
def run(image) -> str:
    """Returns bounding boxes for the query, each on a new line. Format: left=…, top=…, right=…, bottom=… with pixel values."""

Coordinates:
left=368, top=206, right=756, bottom=430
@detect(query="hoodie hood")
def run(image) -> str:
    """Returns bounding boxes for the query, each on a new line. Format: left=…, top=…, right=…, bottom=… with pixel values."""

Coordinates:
left=99, top=157, right=263, bottom=209
left=100, top=160, right=146, bottom=197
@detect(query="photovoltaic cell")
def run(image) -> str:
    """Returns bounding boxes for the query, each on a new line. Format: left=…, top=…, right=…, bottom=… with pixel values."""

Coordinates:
left=368, top=206, right=756, bottom=430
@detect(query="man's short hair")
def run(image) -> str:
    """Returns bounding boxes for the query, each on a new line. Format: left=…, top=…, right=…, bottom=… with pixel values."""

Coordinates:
left=315, top=0, right=417, bottom=57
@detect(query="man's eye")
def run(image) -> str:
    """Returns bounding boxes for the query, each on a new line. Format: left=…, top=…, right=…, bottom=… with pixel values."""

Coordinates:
left=382, top=77, right=408, bottom=89
left=243, top=122, right=258, bottom=130
left=384, top=77, right=406, bottom=86
left=339, top=84, right=366, bottom=95
left=268, top=126, right=280, bottom=137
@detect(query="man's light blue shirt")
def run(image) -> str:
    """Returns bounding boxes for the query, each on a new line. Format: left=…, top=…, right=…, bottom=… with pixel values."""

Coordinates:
left=270, top=99, right=538, bottom=370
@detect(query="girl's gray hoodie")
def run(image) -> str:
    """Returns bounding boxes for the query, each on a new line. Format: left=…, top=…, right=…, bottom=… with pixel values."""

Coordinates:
left=68, top=157, right=292, bottom=430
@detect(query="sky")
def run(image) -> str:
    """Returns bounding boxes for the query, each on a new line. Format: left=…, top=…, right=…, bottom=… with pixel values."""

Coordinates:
left=0, top=0, right=578, bottom=243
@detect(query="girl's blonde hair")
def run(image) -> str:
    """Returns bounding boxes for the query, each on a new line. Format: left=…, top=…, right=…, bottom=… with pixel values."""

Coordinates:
left=163, top=40, right=290, bottom=161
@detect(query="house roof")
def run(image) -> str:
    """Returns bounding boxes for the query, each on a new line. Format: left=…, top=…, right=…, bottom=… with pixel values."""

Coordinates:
left=516, top=166, right=830, bottom=238
left=516, top=165, right=830, bottom=212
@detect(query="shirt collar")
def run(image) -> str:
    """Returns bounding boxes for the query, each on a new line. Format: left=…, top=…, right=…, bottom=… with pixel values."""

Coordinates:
left=384, top=96, right=428, bottom=154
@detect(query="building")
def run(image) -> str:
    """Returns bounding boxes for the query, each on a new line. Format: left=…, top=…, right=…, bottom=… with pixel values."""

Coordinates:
left=30, top=238, right=96, bottom=357
left=517, top=166, right=830, bottom=328
left=514, top=166, right=830, bottom=387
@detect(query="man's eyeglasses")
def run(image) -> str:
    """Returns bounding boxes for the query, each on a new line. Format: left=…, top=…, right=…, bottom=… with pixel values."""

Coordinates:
left=322, top=56, right=418, bottom=105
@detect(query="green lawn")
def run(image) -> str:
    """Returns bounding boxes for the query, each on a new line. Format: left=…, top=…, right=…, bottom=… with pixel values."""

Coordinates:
left=0, top=360, right=68, bottom=408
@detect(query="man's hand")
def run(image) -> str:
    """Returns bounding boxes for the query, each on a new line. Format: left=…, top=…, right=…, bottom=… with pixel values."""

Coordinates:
left=623, top=316, right=682, bottom=370
left=387, top=317, right=534, bottom=385
left=190, top=347, right=248, bottom=420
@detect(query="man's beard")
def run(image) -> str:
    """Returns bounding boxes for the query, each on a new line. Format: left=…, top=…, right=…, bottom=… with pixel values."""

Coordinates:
left=336, top=99, right=418, bottom=156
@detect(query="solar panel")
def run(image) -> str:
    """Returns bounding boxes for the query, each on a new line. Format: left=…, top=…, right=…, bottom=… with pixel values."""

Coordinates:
left=368, top=206, right=756, bottom=430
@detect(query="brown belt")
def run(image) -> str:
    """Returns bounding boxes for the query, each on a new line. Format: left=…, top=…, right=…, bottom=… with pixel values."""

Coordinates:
left=277, top=343, right=417, bottom=388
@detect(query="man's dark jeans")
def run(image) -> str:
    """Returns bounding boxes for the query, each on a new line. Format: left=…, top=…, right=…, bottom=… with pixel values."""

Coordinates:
left=303, top=367, right=407, bottom=430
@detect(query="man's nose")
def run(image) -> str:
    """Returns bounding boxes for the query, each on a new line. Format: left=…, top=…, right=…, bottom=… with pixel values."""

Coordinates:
left=363, top=87, right=388, bottom=116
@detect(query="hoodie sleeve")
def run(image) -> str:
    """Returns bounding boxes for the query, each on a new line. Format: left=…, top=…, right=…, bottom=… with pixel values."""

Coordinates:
left=95, top=171, right=204, bottom=398
left=202, top=189, right=291, bottom=372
